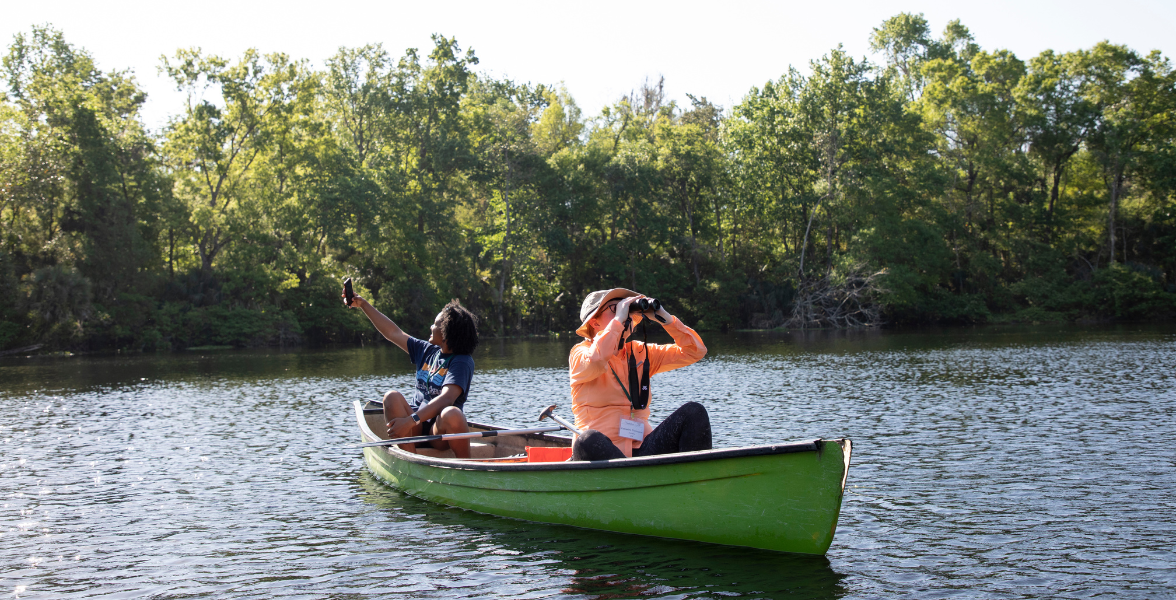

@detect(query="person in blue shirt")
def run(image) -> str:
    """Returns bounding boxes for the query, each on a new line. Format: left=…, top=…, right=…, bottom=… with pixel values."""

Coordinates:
left=346, top=294, right=479, bottom=458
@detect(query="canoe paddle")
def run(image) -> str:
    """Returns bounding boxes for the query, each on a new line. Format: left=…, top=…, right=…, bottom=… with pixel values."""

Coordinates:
left=538, top=404, right=581, bottom=435
left=353, top=425, right=566, bottom=449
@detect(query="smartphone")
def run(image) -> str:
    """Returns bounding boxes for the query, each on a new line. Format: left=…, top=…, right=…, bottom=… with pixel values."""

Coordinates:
left=343, top=277, right=354, bottom=306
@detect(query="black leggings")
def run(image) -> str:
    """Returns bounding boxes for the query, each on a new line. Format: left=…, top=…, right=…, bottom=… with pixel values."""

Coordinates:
left=571, top=402, right=712, bottom=461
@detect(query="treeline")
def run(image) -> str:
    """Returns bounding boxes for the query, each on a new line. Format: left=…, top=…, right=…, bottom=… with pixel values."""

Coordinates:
left=1, top=14, right=1174, bottom=352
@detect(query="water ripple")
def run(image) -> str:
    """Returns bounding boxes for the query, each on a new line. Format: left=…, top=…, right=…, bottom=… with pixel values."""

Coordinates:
left=1, top=326, right=1174, bottom=598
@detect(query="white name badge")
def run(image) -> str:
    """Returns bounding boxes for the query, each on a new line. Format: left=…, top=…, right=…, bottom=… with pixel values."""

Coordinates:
left=618, top=417, right=645, bottom=442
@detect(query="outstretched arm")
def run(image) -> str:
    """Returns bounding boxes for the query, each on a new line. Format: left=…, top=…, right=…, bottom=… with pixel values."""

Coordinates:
left=347, top=295, right=409, bottom=353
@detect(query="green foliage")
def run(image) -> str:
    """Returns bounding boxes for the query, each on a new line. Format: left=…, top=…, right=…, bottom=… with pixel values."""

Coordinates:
left=0, top=248, right=24, bottom=348
left=1090, top=263, right=1176, bottom=319
left=1, top=20, right=1174, bottom=353
left=3, top=26, right=161, bottom=303
left=21, top=264, right=92, bottom=345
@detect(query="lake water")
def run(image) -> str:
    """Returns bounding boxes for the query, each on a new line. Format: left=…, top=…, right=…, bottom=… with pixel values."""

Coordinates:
left=2, top=325, right=1174, bottom=599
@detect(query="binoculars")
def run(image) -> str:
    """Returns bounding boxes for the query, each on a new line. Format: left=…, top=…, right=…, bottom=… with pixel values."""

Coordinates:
left=631, top=297, right=662, bottom=313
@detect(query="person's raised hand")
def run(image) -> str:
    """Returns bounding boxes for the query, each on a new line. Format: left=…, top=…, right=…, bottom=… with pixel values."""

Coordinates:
left=614, top=296, right=639, bottom=323
left=654, top=301, right=672, bottom=324
left=344, top=294, right=369, bottom=309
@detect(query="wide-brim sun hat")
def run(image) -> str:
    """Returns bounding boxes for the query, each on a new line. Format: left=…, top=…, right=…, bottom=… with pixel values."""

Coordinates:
left=576, top=288, right=639, bottom=337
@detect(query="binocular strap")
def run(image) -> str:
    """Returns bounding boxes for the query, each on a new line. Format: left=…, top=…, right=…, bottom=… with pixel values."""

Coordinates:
left=609, top=318, right=651, bottom=411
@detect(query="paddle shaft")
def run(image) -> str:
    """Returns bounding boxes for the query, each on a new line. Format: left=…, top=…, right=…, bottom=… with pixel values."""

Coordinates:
left=537, top=404, right=582, bottom=436
left=544, top=412, right=581, bottom=436
left=355, top=425, right=565, bottom=448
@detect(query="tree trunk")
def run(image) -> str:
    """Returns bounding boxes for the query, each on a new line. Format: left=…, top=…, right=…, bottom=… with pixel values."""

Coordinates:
left=1046, top=166, right=1061, bottom=243
left=826, top=222, right=833, bottom=274
left=1108, top=166, right=1123, bottom=265
left=496, top=149, right=512, bottom=335
left=713, top=193, right=725, bottom=262
left=799, top=201, right=817, bottom=279
left=687, top=201, right=699, bottom=285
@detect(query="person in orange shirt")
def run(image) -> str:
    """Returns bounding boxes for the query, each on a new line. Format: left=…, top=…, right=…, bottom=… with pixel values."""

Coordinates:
left=569, top=288, right=711, bottom=460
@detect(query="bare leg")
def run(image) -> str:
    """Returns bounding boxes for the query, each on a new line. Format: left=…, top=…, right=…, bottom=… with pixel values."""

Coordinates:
left=381, top=390, right=421, bottom=453
left=431, top=406, right=470, bottom=459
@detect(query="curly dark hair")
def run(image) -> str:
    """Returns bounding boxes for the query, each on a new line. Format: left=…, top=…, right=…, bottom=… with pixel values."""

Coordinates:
left=438, top=299, right=479, bottom=355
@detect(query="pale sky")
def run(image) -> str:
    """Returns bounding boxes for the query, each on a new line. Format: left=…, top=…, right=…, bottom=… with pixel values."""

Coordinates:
left=5, top=0, right=1175, bottom=131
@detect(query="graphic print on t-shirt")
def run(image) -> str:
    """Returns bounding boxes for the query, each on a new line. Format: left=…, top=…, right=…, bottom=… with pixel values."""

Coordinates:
left=404, top=336, right=474, bottom=412
left=415, top=353, right=451, bottom=404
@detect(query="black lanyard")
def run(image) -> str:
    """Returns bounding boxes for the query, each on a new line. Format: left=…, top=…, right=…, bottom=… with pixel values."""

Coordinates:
left=609, top=318, right=650, bottom=411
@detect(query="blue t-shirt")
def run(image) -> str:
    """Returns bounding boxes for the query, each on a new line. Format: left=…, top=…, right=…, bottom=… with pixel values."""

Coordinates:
left=405, top=336, right=474, bottom=413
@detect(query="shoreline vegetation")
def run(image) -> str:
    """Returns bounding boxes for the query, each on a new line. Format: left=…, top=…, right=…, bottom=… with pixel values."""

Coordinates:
left=1, top=14, right=1174, bottom=353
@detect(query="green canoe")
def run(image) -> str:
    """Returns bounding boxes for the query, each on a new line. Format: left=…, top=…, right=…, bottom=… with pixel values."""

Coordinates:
left=354, top=401, right=851, bottom=555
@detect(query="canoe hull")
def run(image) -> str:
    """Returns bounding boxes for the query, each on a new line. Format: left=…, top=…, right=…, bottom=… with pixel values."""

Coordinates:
left=356, top=402, right=850, bottom=555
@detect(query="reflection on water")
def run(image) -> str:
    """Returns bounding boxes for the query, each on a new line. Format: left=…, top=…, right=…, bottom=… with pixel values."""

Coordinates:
left=1, top=324, right=1174, bottom=598
left=355, top=473, right=845, bottom=599
left=355, top=472, right=846, bottom=600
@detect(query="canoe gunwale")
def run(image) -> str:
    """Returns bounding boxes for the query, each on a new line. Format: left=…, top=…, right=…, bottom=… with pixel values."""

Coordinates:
left=354, top=400, right=840, bottom=472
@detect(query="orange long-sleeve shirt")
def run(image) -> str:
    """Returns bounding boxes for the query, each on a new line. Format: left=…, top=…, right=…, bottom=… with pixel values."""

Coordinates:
left=568, top=316, right=707, bottom=457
